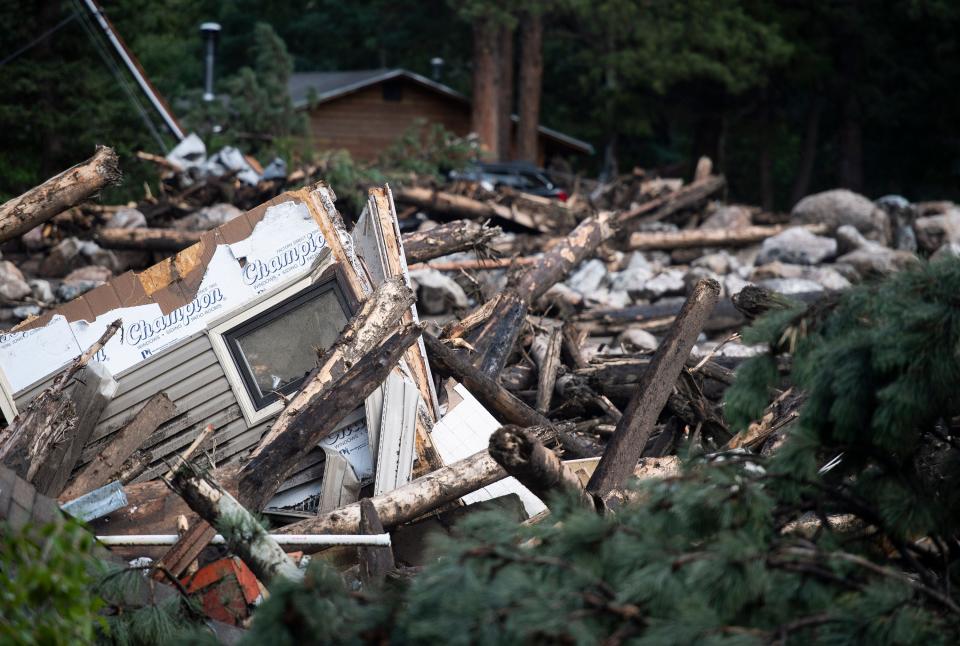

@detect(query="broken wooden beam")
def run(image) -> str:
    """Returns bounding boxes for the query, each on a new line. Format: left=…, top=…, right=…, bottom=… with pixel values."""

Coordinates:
left=358, top=499, right=394, bottom=587
left=618, top=174, right=725, bottom=224
left=488, top=426, right=595, bottom=510
left=237, top=323, right=423, bottom=510
left=401, top=219, right=501, bottom=264
left=586, top=279, right=720, bottom=504
left=167, top=464, right=302, bottom=586
left=0, top=146, right=121, bottom=243
left=532, top=327, right=562, bottom=414
left=61, top=392, right=177, bottom=501
left=625, top=223, right=829, bottom=251
left=396, top=186, right=552, bottom=233
left=95, top=227, right=203, bottom=251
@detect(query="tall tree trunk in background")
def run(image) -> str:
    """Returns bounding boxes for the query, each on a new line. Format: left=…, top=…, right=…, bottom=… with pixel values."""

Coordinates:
left=472, top=18, right=501, bottom=160
left=836, top=3, right=863, bottom=192
left=790, top=96, right=823, bottom=206
left=759, top=91, right=774, bottom=211
left=516, top=11, right=543, bottom=163
left=838, top=90, right=863, bottom=191
left=38, top=0, right=63, bottom=178
left=498, top=25, right=515, bottom=159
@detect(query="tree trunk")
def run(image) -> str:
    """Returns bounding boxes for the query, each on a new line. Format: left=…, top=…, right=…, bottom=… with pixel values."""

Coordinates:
left=838, top=90, right=863, bottom=192
left=790, top=96, right=824, bottom=206
left=401, top=219, right=501, bottom=264
left=625, top=223, right=829, bottom=251
left=516, top=11, right=543, bottom=163
left=472, top=17, right=501, bottom=159
left=759, top=94, right=774, bottom=211
left=0, top=147, right=121, bottom=243
left=498, top=24, right=515, bottom=159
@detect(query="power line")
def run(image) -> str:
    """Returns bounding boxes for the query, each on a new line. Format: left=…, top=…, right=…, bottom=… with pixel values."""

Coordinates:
left=0, top=12, right=78, bottom=69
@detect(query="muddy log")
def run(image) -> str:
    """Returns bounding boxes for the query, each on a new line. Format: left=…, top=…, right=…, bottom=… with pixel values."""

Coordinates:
left=168, top=464, right=302, bottom=586
left=0, top=146, right=121, bottom=243
left=488, top=425, right=595, bottom=510
left=401, top=219, right=501, bottom=264
left=586, top=279, right=720, bottom=504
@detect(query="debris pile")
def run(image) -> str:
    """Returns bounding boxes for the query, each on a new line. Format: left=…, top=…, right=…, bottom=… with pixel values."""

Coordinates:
left=0, top=145, right=956, bottom=636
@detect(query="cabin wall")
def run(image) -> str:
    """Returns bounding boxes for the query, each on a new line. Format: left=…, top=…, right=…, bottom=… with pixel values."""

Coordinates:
left=304, top=82, right=472, bottom=161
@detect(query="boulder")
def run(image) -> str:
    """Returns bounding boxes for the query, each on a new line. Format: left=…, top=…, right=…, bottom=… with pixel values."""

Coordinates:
left=756, top=227, right=837, bottom=265
left=931, top=242, right=960, bottom=261
left=749, top=261, right=850, bottom=291
left=692, top=251, right=739, bottom=275
left=28, top=279, right=54, bottom=304
left=609, top=266, right=653, bottom=293
left=701, top=205, right=752, bottom=230
left=875, top=195, right=917, bottom=251
left=56, top=280, right=100, bottom=302
left=913, top=210, right=960, bottom=253
left=108, top=207, right=147, bottom=229
left=834, top=224, right=918, bottom=277
left=758, top=278, right=825, bottom=295
left=791, top=189, right=890, bottom=244
left=40, top=238, right=120, bottom=277
left=174, top=203, right=243, bottom=232
left=0, top=261, right=31, bottom=301
left=618, top=328, right=659, bottom=353
left=568, top=258, right=608, bottom=295
left=64, top=265, right=112, bottom=284
left=631, top=269, right=685, bottom=301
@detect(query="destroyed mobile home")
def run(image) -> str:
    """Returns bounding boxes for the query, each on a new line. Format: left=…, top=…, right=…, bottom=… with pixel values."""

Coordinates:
left=4, top=146, right=960, bottom=640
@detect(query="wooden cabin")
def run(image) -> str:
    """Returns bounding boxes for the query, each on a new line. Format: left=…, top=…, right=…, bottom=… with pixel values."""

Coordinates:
left=288, top=69, right=594, bottom=165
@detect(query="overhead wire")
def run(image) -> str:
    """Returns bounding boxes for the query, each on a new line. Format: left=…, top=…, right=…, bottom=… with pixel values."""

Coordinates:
left=0, top=11, right=79, bottom=69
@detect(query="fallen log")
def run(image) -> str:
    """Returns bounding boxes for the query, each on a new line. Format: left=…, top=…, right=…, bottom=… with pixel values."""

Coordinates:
left=401, top=219, right=501, bottom=264
left=0, top=146, right=121, bottom=243
left=625, top=223, right=829, bottom=251
left=167, top=464, right=302, bottom=586
left=587, top=279, right=720, bottom=504
left=532, top=327, right=562, bottom=414
left=61, top=392, right=177, bottom=501
left=95, top=227, right=203, bottom=251
left=408, top=256, right=537, bottom=272
left=396, top=186, right=553, bottom=233
left=488, top=426, right=595, bottom=510
left=618, top=174, right=725, bottom=224
left=237, top=322, right=423, bottom=510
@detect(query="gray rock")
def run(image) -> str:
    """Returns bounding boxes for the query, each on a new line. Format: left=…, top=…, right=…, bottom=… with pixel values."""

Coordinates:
left=758, top=278, right=825, bottom=295
left=21, top=227, right=46, bottom=251
left=701, top=204, right=753, bottom=230
left=568, top=258, right=608, bottom=295
left=625, top=251, right=653, bottom=272
left=876, top=195, right=917, bottom=252
left=64, top=265, right=112, bottom=284
left=692, top=251, right=739, bottom=275
left=108, top=207, right=147, bottom=229
left=724, top=274, right=753, bottom=297
left=749, top=261, right=850, bottom=291
left=807, top=267, right=851, bottom=291
left=931, top=242, right=960, bottom=261
left=12, top=305, right=41, bottom=320
left=41, top=238, right=120, bottom=277
left=834, top=224, right=918, bottom=277
left=174, top=203, right=244, bottom=232
left=913, top=210, right=960, bottom=253
left=618, top=328, right=659, bottom=353
left=757, top=227, right=837, bottom=265
left=609, top=265, right=653, bottom=293
left=28, top=279, right=54, bottom=304
left=631, top=269, right=685, bottom=301
left=57, top=280, right=100, bottom=302
left=409, top=268, right=469, bottom=315
left=586, top=288, right=631, bottom=309
left=0, top=261, right=31, bottom=301
left=791, top=189, right=890, bottom=244
left=684, top=267, right=724, bottom=297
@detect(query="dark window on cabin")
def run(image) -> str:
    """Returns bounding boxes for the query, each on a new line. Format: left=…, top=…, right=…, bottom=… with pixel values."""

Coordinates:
left=223, top=279, right=351, bottom=410
left=382, top=80, right=403, bottom=102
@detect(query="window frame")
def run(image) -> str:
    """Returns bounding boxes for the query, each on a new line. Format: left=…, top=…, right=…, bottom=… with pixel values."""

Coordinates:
left=208, top=262, right=357, bottom=426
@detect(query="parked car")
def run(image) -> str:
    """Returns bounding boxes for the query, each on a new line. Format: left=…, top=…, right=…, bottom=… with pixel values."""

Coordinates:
left=450, top=162, right=568, bottom=202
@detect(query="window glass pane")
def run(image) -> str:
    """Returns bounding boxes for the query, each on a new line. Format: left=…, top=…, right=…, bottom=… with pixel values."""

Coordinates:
left=235, top=289, right=348, bottom=398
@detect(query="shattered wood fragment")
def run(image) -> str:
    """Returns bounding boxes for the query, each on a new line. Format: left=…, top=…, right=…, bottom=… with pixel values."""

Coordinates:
left=153, top=522, right=216, bottom=581
left=440, top=294, right=500, bottom=340
left=0, top=320, right=121, bottom=485
left=533, top=327, right=562, bottom=414
left=587, top=279, right=720, bottom=503
left=618, top=174, right=725, bottom=224
left=625, top=223, right=829, bottom=251
left=488, top=425, right=595, bottom=511
left=0, top=146, right=121, bottom=243
left=96, top=227, right=203, bottom=251
left=167, top=464, right=302, bottom=586
left=163, top=423, right=215, bottom=480
left=60, top=392, right=177, bottom=501
left=358, top=499, right=394, bottom=587
left=400, top=219, right=501, bottom=264
left=237, top=322, right=423, bottom=510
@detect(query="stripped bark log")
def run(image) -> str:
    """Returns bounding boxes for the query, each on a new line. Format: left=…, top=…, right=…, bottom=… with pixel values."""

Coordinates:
left=168, top=464, right=302, bottom=586
left=61, top=392, right=177, bottom=500
left=625, top=223, right=829, bottom=251
left=95, top=227, right=203, bottom=251
left=0, top=146, right=121, bottom=243
left=617, top=174, right=725, bottom=224
left=238, top=323, right=423, bottom=510
left=396, top=187, right=553, bottom=233
left=532, top=327, right=562, bottom=414
left=488, top=425, right=595, bottom=510
left=401, top=219, right=501, bottom=264
left=586, top=279, right=720, bottom=504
